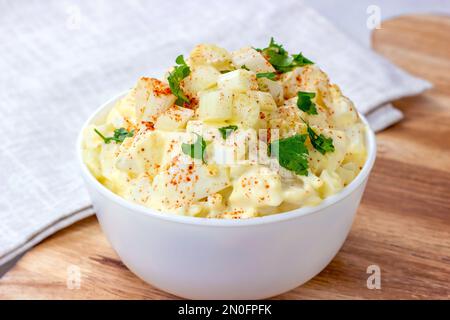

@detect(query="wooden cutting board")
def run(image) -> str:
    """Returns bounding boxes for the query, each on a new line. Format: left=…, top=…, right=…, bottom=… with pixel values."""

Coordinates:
left=1, top=15, right=449, bottom=300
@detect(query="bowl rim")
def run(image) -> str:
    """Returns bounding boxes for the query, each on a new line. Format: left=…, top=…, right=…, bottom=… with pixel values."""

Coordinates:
left=77, top=91, right=376, bottom=227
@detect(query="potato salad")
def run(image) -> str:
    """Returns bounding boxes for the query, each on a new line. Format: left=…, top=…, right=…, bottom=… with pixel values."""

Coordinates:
left=82, top=39, right=367, bottom=219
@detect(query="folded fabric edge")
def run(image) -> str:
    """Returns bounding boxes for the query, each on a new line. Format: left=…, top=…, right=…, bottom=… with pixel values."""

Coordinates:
left=0, top=206, right=94, bottom=267
left=363, top=76, right=432, bottom=115
left=366, top=103, right=404, bottom=132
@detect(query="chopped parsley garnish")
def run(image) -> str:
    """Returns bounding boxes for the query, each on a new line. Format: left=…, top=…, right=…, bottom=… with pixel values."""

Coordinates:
left=292, top=52, right=314, bottom=66
left=182, top=133, right=207, bottom=163
left=301, top=119, right=335, bottom=155
left=220, top=69, right=232, bottom=74
left=256, top=72, right=277, bottom=80
left=94, top=128, right=134, bottom=144
left=257, top=37, right=314, bottom=73
left=241, top=65, right=250, bottom=71
left=218, top=125, right=238, bottom=139
left=269, top=134, right=309, bottom=176
left=297, top=91, right=318, bottom=115
left=167, top=55, right=191, bottom=106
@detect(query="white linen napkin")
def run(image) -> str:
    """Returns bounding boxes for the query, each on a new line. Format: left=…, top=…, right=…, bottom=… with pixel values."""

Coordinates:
left=0, top=0, right=431, bottom=266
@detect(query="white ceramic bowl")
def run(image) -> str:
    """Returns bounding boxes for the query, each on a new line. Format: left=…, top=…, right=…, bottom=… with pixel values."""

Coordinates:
left=77, top=92, right=376, bottom=300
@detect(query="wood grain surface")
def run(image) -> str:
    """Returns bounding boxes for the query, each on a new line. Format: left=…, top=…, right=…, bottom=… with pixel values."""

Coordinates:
left=1, top=15, right=449, bottom=300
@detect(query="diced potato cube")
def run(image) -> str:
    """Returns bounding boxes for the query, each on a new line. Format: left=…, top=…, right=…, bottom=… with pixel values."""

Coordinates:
left=319, top=170, right=343, bottom=198
left=188, top=44, right=233, bottom=71
left=210, top=142, right=237, bottom=165
left=117, top=90, right=138, bottom=122
left=329, top=86, right=359, bottom=128
left=101, top=170, right=130, bottom=197
left=99, top=142, right=121, bottom=178
left=229, top=166, right=283, bottom=208
left=149, top=160, right=230, bottom=211
left=231, top=92, right=261, bottom=128
left=257, top=78, right=284, bottom=105
left=186, top=120, right=227, bottom=141
left=106, top=107, right=127, bottom=129
left=344, top=124, right=367, bottom=167
left=333, top=97, right=358, bottom=128
left=209, top=129, right=252, bottom=165
left=135, top=77, right=176, bottom=122
left=198, top=90, right=233, bottom=121
left=336, top=162, right=358, bottom=186
left=124, top=175, right=153, bottom=205
left=105, top=90, right=138, bottom=128
left=182, top=65, right=221, bottom=97
left=158, top=132, right=186, bottom=168
left=217, top=69, right=258, bottom=92
left=115, top=129, right=166, bottom=178
left=282, top=184, right=322, bottom=207
left=155, top=105, right=194, bottom=131
left=231, top=47, right=275, bottom=73
left=309, top=128, right=347, bottom=174
left=281, top=65, right=330, bottom=99
left=249, top=91, right=277, bottom=112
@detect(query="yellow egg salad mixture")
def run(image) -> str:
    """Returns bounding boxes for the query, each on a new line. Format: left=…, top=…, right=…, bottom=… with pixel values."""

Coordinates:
left=82, top=39, right=367, bottom=219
